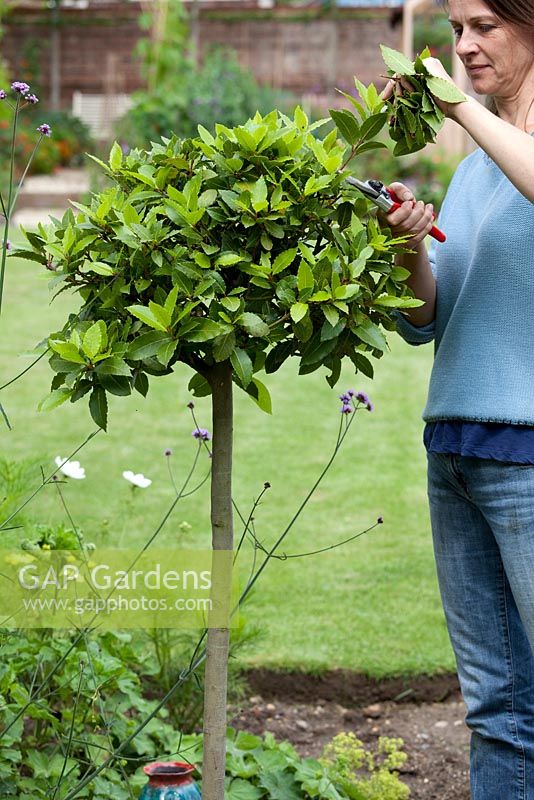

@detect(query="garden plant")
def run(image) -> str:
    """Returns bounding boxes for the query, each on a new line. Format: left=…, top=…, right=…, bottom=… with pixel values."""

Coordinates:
left=2, top=44, right=466, bottom=798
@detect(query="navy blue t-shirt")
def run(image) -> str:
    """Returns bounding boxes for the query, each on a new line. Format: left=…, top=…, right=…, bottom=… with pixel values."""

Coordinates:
left=424, top=422, right=534, bottom=465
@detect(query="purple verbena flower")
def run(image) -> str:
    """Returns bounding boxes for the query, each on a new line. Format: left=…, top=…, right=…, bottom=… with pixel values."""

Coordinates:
left=355, top=391, right=370, bottom=406
left=339, top=393, right=351, bottom=405
left=4, top=241, right=12, bottom=251
left=37, top=123, right=52, bottom=137
left=11, top=81, right=30, bottom=95
left=366, top=400, right=374, bottom=412
left=26, top=93, right=39, bottom=104
left=0, top=90, right=6, bottom=100
left=340, top=404, right=353, bottom=414
left=192, top=427, right=211, bottom=441
left=347, top=389, right=356, bottom=397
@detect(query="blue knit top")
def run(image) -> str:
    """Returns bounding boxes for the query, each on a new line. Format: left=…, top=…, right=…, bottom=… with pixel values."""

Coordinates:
left=395, top=143, right=534, bottom=433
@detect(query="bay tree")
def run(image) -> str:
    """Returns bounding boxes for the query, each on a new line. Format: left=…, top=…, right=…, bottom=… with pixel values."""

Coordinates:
left=16, top=88, right=421, bottom=798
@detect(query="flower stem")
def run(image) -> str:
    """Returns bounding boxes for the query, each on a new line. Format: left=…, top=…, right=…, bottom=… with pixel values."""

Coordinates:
left=0, top=100, right=19, bottom=317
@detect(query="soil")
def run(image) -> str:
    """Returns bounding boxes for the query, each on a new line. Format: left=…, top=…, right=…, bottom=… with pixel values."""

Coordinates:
left=230, top=669, right=471, bottom=800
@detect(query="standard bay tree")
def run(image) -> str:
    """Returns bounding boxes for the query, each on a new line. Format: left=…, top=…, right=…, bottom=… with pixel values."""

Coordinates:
left=17, top=88, right=421, bottom=798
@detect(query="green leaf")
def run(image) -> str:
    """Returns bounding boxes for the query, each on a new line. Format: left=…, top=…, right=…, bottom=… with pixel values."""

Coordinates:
left=230, top=347, right=253, bottom=387
left=38, top=388, right=73, bottom=412
left=354, top=319, right=389, bottom=351
left=373, top=294, right=422, bottom=308
left=89, top=387, right=108, bottom=430
left=259, top=770, right=301, bottom=800
left=290, top=302, right=308, bottom=323
left=246, top=377, right=272, bottom=414
left=294, top=105, right=308, bottom=131
left=127, top=331, right=172, bottom=360
left=82, top=260, right=115, bottom=276
left=351, top=351, right=374, bottom=378
left=354, top=141, right=388, bottom=155
left=181, top=319, right=231, bottom=342
left=359, top=112, right=388, bottom=141
left=251, top=176, right=268, bottom=212
left=226, top=777, right=262, bottom=800
left=220, top=296, right=242, bottom=313
left=157, top=338, right=179, bottom=366
left=100, top=374, right=132, bottom=396
left=164, top=285, right=180, bottom=317
left=426, top=76, right=467, bottom=103
left=49, top=340, right=86, bottom=364
left=298, top=242, right=315, bottom=265
left=133, top=371, right=149, bottom=397
left=272, top=248, right=298, bottom=275
left=329, top=109, right=361, bottom=145
left=322, top=305, right=339, bottom=327
left=82, top=321, right=103, bottom=359
left=96, top=357, right=131, bottom=376
left=212, top=330, right=236, bottom=362
left=109, top=141, right=123, bottom=171
left=300, top=335, right=337, bottom=366
left=127, top=305, right=168, bottom=332
left=188, top=373, right=212, bottom=397
left=380, top=44, right=415, bottom=75
left=216, top=253, right=242, bottom=267
left=297, top=260, right=314, bottom=293
left=239, top=312, right=270, bottom=338
left=197, top=124, right=215, bottom=145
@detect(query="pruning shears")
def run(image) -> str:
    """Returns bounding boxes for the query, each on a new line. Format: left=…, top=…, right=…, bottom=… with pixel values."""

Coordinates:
left=345, top=176, right=446, bottom=243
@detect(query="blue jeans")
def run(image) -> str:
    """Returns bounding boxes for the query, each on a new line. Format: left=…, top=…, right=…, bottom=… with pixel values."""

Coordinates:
left=427, top=453, right=534, bottom=800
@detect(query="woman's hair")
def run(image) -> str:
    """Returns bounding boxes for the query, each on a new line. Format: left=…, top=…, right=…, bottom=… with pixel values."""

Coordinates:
left=478, top=0, right=534, bottom=29
left=437, top=0, right=534, bottom=28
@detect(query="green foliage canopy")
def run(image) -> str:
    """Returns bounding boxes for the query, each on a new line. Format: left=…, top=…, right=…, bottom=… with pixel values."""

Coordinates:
left=17, top=100, right=420, bottom=430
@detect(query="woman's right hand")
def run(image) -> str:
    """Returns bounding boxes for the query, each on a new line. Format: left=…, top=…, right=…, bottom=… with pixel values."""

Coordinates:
left=385, top=181, right=435, bottom=247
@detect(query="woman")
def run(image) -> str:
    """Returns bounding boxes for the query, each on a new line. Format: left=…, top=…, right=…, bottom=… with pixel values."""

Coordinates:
left=383, top=1, right=534, bottom=797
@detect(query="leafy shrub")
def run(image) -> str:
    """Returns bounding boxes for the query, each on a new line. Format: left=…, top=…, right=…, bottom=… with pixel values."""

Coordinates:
left=117, top=47, right=296, bottom=148
left=0, top=622, right=255, bottom=798
left=0, top=629, right=178, bottom=798
left=177, top=727, right=410, bottom=800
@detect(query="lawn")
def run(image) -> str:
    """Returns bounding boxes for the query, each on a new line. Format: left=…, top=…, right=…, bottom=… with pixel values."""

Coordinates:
left=0, top=257, right=454, bottom=677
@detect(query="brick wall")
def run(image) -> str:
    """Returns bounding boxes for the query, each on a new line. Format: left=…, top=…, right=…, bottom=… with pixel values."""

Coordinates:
left=1, top=2, right=402, bottom=110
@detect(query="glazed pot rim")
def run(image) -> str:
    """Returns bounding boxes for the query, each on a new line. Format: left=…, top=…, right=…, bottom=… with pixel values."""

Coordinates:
left=143, top=761, right=195, bottom=777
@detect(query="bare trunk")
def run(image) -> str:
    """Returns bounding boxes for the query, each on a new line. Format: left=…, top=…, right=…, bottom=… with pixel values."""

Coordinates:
left=202, top=361, right=233, bottom=800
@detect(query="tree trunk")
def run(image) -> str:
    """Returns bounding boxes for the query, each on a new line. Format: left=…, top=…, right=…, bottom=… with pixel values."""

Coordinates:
left=202, top=361, right=233, bottom=800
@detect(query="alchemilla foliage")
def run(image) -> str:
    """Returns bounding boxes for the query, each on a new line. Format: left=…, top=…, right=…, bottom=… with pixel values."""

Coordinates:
left=18, top=98, right=421, bottom=429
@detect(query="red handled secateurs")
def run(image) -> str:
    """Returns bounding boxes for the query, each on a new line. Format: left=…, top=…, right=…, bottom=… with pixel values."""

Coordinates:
left=345, top=177, right=446, bottom=243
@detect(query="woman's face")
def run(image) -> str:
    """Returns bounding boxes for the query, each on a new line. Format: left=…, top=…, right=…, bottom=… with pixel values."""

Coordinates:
left=448, top=0, right=534, bottom=99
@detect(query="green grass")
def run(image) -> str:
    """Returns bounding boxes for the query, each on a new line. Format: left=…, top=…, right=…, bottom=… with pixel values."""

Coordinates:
left=0, top=258, right=455, bottom=677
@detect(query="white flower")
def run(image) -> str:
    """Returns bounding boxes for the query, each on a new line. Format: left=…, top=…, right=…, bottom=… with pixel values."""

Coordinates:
left=122, top=470, right=152, bottom=488
left=55, top=456, right=86, bottom=480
